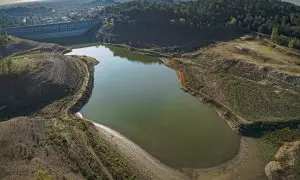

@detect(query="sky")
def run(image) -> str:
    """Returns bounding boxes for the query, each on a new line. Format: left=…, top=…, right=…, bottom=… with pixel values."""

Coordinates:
left=0, top=0, right=42, bottom=5
left=284, top=0, right=300, bottom=6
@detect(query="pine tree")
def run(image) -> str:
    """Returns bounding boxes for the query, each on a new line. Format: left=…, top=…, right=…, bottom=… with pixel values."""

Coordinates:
left=271, top=26, right=279, bottom=42
left=0, top=31, right=8, bottom=58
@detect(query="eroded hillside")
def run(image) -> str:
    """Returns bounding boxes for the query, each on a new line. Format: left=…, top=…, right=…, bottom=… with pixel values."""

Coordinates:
left=0, top=38, right=143, bottom=180
left=165, top=38, right=300, bottom=129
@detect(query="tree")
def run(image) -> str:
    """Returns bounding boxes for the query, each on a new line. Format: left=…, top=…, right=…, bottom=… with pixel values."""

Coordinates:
left=228, top=17, right=237, bottom=25
left=271, top=26, right=279, bottom=42
left=95, top=0, right=300, bottom=46
left=0, top=30, right=8, bottom=58
left=288, top=38, right=294, bottom=49
left=288, top=38, right=300, bottom=49
left=179, top=18, right=186, bottom=24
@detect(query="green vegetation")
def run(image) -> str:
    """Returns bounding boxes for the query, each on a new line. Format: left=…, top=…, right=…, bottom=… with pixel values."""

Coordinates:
left=0, top=6, right=55, bottom=28
left=98, top=0, right=300, bottom=33
left=0, top=54, right=40, bottom=75
left=0, top=36, right=142, bottom=179
left=174, top=38, right=300, bottom=124
left=106, top=45, right=161, bottom=64
left=35, top=169, right=54, bottom=180
left=259, top=128, right=300, bottom=162
left=0, top=15, right=23, bottom=28
left=95, top=0, right=300, bottom=47
left=47, top=116, right=138, bottom=180
left=224, top=76, right=300, bottom=122
left=271, top=27, right=279, bottom=42
left=171, top=38, right=300, bottom=178
left=289, top=38, right=295, bottom=48
left=0, top=31, right=8, bottom=58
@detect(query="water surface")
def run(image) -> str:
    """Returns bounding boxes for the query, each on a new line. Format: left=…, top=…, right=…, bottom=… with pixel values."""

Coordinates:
left=67, top=45, right=240, bottom=168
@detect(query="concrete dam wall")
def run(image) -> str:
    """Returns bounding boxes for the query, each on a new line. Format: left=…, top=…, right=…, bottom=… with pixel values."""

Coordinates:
left=4, top=20, right=99, bottom=40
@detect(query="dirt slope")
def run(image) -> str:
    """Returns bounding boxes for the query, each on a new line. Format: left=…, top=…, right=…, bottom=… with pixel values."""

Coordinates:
left=164, top=38, right=300, bottom=133
left=162, top=37, right=300, bottom=180
left=0, top=38, right=142, bottom=179
left=0, top=53, right=85, bottom=119
left=2, top=36, right=69, bottom=58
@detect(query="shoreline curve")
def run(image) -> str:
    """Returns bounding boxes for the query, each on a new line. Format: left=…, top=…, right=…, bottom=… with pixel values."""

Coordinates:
left=76, top=112, right=266, bottom=179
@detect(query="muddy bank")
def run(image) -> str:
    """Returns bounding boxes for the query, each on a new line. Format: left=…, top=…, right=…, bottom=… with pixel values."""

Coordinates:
left=163, top=57, right=300, bottom=136
left=98, top=40, right=299, bottom=180
left=88, top=120, right=267, bottom=180
left=192, top=137, right=266, bottom=180
left=93, top=122, right=186, bottom=180
left=161, top=58, right=246, bottom=133
left=69, top=55, right=98, bottom=113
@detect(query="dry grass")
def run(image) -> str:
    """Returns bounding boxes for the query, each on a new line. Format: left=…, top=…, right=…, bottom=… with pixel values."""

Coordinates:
left=0, top=54, right=41, bottom=75
left=172, top=38, right=300, bottom=123
left=184, top=39, right=300, bottom=75
left=0, top=37, right=140, bottom=180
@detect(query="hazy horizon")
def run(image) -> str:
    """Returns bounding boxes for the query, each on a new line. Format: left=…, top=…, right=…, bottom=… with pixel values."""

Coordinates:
left=284, top=0, right=300, bottom=6
left=0, top=0, right=42, bottom=5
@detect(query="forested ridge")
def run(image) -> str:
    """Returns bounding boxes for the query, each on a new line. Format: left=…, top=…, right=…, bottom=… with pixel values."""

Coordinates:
left=95, top=0, right=300, bottom=47
left=0, top=6, right=53, bottom=28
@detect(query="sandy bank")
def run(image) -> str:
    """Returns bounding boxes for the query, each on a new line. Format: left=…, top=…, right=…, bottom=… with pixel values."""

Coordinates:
left=86, top=118, right=267, bottom=180
left=193, top=137, right=267, bottom=180
left=93, top=122, right=187, bottom=180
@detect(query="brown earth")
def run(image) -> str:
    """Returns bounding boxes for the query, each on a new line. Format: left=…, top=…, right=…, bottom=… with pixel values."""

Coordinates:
left=0, top=38, right=144, bottom=180
left=4, top=36, right=70, bottom=58
left=1, top=36, right=300, bottom=180
left=0, top=53, right=84, bottom=119
left=160, top=37, right=300, bottom=180
left=162, top=38, right=300, bottom=134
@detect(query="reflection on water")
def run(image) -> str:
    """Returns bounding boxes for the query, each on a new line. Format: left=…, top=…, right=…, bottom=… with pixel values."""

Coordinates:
left=106, top=45, right=161, bottom=64
left=176, top=71, right=186, bottom=89
left=162, top=58, right=187, bottom=89
left=66, top=45, right=240, bottom=168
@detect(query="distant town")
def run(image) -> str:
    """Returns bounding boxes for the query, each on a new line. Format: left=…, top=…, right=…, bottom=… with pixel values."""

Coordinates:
left=0, top=0, right=109, bottom=28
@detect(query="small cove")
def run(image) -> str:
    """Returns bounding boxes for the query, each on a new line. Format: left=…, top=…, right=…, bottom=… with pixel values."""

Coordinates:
left=66, top=45, right=240, bottom=168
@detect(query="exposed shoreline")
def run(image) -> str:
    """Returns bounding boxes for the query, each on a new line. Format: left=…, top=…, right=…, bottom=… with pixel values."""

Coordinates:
left=93, top=121, right=186, bottom=180
left=71, top=43, right=267, bottom=179
left=76, top=112, right=266, bottom=179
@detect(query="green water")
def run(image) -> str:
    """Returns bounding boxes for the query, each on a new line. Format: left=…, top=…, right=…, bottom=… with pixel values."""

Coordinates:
left=67, top=45, right=240, bottom=168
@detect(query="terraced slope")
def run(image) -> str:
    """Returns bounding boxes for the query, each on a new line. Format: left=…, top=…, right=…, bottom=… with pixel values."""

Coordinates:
left=3, top=36, right=69, bottom=57
left=0, top=53, right=82, bottom=119
left=0, top=38, right=142, bottom=179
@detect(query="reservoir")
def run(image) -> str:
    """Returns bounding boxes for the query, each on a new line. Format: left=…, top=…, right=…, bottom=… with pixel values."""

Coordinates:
left=66, top=45, right=240, bottom=168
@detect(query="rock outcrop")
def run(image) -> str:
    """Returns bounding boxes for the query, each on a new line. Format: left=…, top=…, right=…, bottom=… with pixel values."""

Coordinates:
left=265, top=141, right=300, bottom=180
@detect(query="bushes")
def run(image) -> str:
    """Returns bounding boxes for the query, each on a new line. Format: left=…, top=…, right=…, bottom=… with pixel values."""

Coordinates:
left=35, top=169, right=54, bottom=180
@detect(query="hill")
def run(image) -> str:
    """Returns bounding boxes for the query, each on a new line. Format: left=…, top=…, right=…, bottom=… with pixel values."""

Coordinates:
left=92, top=0, right=300, bottom=48
left=0, top=37, right=145, bottom=180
